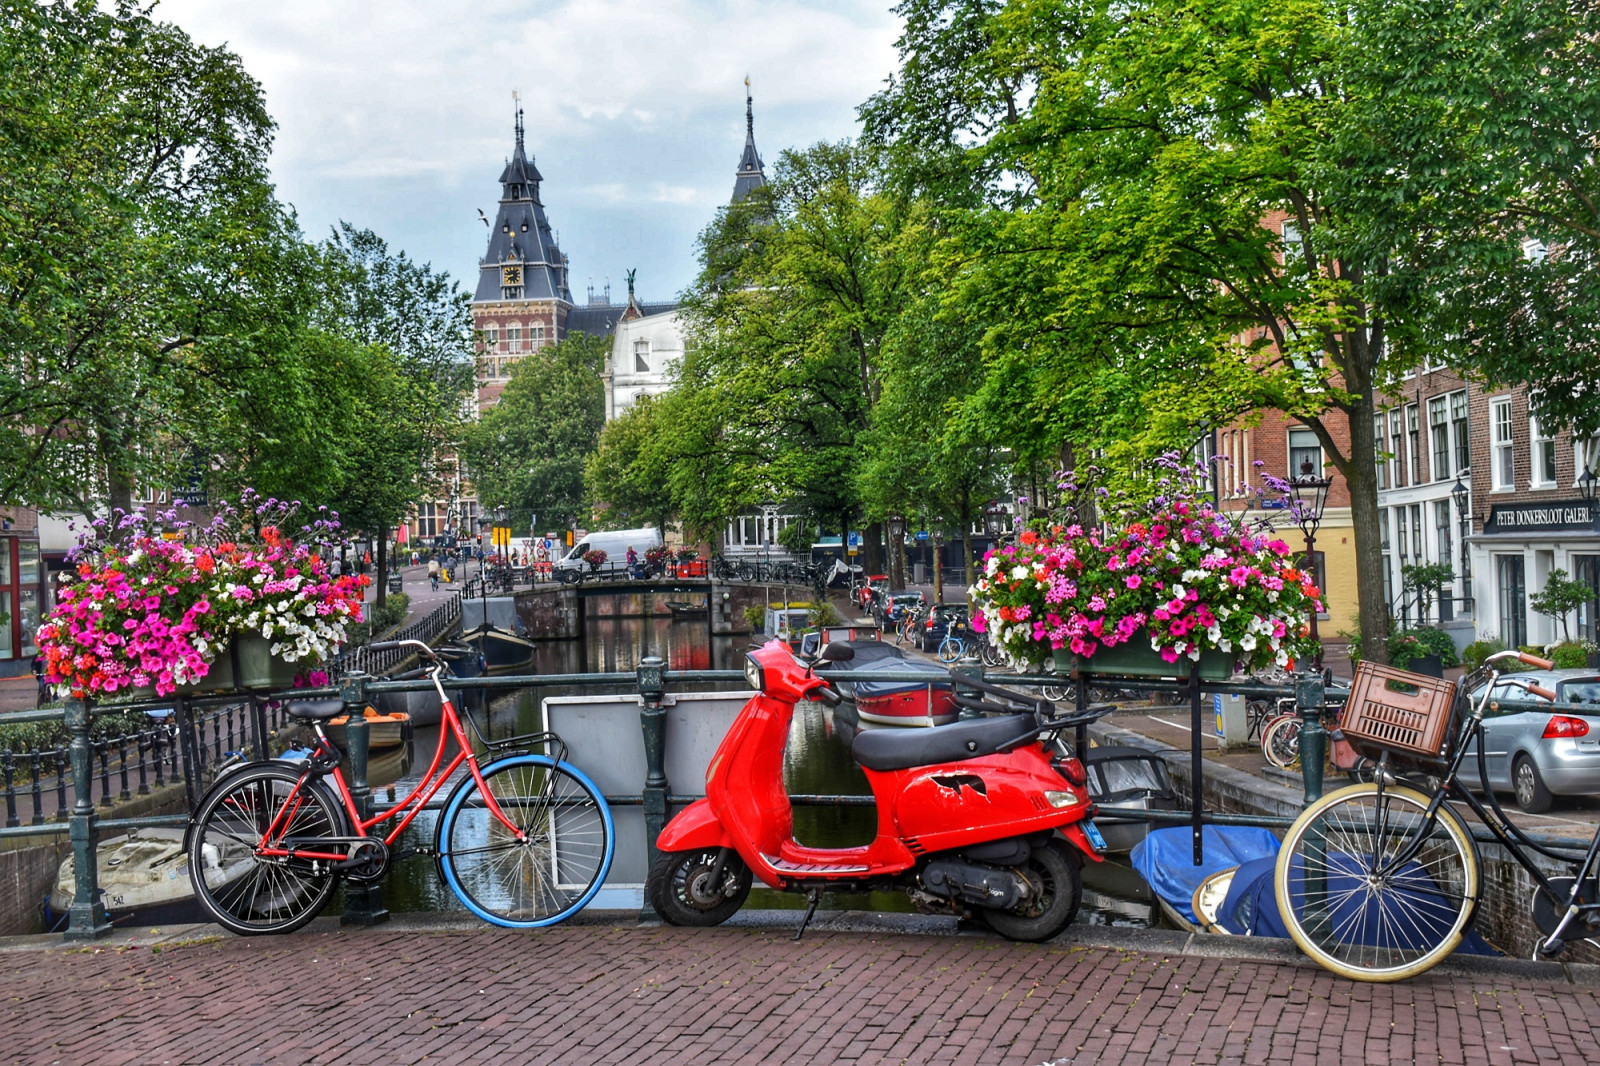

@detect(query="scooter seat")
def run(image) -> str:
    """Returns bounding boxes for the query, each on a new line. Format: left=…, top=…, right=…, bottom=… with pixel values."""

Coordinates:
left=852, top=714, right=1039, bottom=772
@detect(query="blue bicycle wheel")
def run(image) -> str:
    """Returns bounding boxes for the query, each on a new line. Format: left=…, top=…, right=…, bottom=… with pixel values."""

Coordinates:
left=436, top=754, right=615, bottom=928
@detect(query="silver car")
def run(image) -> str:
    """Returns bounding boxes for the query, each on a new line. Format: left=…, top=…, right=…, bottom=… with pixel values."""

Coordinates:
left=1459, top=669, right=1600, bottom=813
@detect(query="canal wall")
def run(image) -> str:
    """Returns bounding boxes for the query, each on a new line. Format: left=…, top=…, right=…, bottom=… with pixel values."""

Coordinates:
left=1088, top=719, right=1600, bottom=964
left=512, top=582, right=803, bottom=638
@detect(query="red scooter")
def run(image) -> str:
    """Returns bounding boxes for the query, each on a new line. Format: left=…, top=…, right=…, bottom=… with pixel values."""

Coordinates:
left=646, top=640, right=1111, bottom=941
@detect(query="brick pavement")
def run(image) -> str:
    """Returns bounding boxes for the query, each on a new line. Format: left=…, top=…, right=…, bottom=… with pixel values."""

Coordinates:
left=2, top=918, right=1597, bottom=1065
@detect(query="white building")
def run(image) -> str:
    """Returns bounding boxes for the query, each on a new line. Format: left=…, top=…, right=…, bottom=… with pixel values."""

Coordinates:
left=603, top=308, right=685, bottom=420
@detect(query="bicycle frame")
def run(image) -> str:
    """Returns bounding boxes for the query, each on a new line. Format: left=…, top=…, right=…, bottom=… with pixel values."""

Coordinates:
left=255, top=665, right=524, bottom=865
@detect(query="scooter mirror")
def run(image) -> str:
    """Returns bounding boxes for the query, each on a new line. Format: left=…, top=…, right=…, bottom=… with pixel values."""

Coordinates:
left=818, top=642, right=855, bottom=663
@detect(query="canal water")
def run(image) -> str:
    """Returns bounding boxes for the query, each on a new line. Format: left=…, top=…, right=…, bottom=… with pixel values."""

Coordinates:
left=352, top=614, right=1158, bottom=927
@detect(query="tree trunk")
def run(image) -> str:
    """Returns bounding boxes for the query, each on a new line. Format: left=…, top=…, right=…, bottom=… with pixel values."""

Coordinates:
left=1344, top=395, right=1390, bottom=665
left=863, top=519, right=885, bottom=576
left=375, top=524, right=389, bottom=609
left=933, top=532, right=945, bottom=606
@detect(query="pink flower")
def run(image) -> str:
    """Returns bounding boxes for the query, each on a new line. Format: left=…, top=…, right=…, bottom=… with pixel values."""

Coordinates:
left=1124, top=574, right=1141, bottom=590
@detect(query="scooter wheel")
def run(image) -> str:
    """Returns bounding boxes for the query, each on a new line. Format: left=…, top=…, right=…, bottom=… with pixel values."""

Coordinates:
left=648, top=848, right=752, bottom=927
left=980, top=838, right=1082, bottom=943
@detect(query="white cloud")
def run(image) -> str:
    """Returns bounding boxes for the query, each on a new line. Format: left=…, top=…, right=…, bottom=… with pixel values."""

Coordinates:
left=152, top=0, right=902, bottom=298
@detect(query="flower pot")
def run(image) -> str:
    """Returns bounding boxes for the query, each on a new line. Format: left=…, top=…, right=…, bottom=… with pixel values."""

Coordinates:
left=234, top=634, right=298, bottom=690
left=178, top=653, right=236, bottom=695
left=1055, top=637, right=1233, bottom=681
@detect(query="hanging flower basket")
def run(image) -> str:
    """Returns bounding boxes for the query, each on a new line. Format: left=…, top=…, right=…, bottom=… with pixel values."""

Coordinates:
left=969, top=456, right=1323, bottom=676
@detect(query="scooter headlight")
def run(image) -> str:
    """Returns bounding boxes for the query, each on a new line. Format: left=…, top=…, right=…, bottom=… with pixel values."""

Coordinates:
left=1044, top=790, right=1081, bottom=809
left=743, top=654, right=765, bottom=691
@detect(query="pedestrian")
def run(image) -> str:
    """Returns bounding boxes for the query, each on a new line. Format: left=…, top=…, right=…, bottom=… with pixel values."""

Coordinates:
left=428, top=556, right=440, bottom=592
left=31, top=654, right=46, bottom=708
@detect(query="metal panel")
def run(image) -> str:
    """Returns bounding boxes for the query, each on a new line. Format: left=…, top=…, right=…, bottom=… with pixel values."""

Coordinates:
left=545, top=691, right=749, bottom=904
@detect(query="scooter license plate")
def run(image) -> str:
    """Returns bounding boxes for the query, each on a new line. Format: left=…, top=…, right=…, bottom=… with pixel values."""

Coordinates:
left=1081, top=820, right=1107, bottom=853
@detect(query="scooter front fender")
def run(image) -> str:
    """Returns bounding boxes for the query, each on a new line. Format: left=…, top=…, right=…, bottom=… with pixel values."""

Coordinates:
left=1057, top=821, right=1106, bottom=864
left=654, top=797, right=733, bottom=853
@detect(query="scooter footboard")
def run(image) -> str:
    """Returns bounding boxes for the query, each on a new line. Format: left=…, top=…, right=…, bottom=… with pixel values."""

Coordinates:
left=654, top=797, right=733, bottom=853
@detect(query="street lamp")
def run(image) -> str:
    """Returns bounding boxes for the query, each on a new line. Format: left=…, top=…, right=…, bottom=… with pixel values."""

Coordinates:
left=1288, top=459, right=1333, bottom=668
left=1580, top=464, right=1598, bottom=503
left=886, top=515, right=906, bottom=591
left=1451, top=475, right=1472, bottom=614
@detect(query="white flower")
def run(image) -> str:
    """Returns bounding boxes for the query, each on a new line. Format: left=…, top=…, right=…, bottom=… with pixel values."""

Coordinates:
left=1011, top=565, right=1028, bottom=580
left=1239, top=634, right=1257, bottom=651
left=1276, top=649, right=1290, bottom=666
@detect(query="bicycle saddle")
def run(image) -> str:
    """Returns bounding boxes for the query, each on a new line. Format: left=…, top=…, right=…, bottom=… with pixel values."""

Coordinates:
left=284, top=699, right=345, bottom=721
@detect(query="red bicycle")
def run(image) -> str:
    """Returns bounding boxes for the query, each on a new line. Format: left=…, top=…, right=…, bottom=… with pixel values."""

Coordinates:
left=185, top=639, right=614, bottom=934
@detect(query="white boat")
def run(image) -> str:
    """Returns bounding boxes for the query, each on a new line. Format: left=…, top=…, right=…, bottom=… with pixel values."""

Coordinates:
left=47, top=828, right=207, bottom=929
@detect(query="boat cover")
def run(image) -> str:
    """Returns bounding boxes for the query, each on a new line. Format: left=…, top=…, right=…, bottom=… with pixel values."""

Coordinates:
left=1219, top=854, right=1498, bottom=954
left=1130, top=826, right=1281, bottom=926
left=1085, top=747, right=1178, bottom=805
left=853, top=656, right=952, bottom=700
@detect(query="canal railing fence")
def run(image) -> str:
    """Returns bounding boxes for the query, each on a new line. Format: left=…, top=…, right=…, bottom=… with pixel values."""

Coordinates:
left=15, top=656, right=1587, bottom=941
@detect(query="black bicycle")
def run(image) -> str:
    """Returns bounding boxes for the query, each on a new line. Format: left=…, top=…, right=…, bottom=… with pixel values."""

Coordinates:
left=1274, top=649, right=1599, bottom=980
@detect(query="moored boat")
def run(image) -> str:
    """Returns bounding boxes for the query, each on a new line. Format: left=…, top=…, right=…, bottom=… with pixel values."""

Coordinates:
left=460, top=622, right=535, bottom=674
left=324, top=708, right=411, bottom=749
left=46, top=828, right=203, bottom=929
left=1083, top=746, right=1181, bottom=854
left=1130, top=825, right=1282, bottom=933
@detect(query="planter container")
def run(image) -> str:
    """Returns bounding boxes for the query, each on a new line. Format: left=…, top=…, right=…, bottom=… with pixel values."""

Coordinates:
left=177, top=654, right=236, bottom=695
left=1056, top=634, right=1233, bottom=681
left=233, top=635, right=300, bottom=691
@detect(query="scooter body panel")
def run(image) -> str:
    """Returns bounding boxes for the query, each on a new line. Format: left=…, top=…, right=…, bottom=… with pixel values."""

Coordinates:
left=654, top=797, right=732, bottom=853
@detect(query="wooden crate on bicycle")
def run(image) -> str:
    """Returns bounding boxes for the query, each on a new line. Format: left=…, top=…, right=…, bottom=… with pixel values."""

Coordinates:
left=1342, top=661, right=1458, bottom=764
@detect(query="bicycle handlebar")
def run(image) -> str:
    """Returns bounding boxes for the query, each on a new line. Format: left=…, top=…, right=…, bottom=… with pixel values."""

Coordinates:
left=366, top=638, right=438, bottom=662
left=1486, top=648, right=1555, bottom=671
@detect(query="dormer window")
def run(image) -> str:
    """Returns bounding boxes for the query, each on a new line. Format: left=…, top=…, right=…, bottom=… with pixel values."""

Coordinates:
left=633, top=339, right=651, bottom=373
left=509, top=184, right=522, bottom=200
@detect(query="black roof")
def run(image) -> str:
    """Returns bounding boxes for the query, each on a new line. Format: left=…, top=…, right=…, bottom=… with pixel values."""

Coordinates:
left=568, top=301, right=677, bottom=337
left=732, top=88, right=766, bottom=203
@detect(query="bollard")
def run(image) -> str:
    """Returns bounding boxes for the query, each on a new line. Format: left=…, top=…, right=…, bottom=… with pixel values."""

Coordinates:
left=1296, top=673, right=1327, bottom=807
left=339, top=674, right=388, bottom=926
left=637, top=655, right=668, bottom=921
left=64, top=697, right=110, bottom=940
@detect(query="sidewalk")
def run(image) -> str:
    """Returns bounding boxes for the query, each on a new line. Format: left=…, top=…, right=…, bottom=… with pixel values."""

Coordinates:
left=1, top=912, right=1596, bottom=1065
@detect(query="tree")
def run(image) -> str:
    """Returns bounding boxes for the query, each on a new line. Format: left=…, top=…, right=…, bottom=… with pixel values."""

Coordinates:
left=0, top=0, right=283, bottom=512
left=862, top=0, right=1600, bottom=661
left=584, top=394, right=676, bottom=533
left=461, top=333, right=608, bottom=532
left=1530, top=570, right=1592, bottom=645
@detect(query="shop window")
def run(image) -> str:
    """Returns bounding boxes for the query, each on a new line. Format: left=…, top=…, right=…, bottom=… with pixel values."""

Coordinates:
left=1497, top=554, right=1527, bottom=648
left=1575, top=555, right=1600, bottom=643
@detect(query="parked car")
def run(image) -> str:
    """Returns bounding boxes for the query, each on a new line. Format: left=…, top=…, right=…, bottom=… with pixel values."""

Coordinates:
left=919, top=603, right=970, bottom=653
left=874, top=590, right=927, bottom=630
left=1457, top=669, right=1600, bottom=812
left=853, top=574, right=889, bottom=612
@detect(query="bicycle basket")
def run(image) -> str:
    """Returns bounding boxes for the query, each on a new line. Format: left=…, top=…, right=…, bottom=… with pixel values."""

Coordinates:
left=1341, top=662, right=1458, bottom=763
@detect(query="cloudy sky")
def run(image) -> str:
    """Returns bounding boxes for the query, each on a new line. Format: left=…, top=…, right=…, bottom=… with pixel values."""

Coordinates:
left=156, top=0, right=904, bottom=305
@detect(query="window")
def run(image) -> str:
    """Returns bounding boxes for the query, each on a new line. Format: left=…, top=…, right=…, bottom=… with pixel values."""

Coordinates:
left=1496, top=555, right=1527, bottom=648
left=485, top=326, right=499, bottom=350
left=1389, top=409, right=1405, bottom=488
left=1396, top=505, right=1409, bottom=561
left=1406, top=405, right=1420, bottom=485
left=1491, top=397, right=1515, bottom=490
left=1575, top=555, right=1600, bottom=643
left=1429, top=397, right=1450, bottom=480
left=1531, top=416, right=1557, bottom=488
left=1288, top=427, right=1322, bottom=480
left=507, top=325, right=522, bottom=353
left=1409, top=503, right=1423, bottom=560
left=634, top=338, right=651, bottom=373
left=1451, top=391, right=1470, bottom=475
left=530, top=324, right=545, bottom=348
left=500, top=285, right=522, bottom=301
left=1380, top=510, right=1394, bottom=607
left=1435, top=501, right=1455, bottom=621
left=1374, top=414, right=1388, bottom=490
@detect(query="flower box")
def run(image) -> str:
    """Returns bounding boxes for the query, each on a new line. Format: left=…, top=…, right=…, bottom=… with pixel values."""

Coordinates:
left=1054, top=639, right=1233, bottom=681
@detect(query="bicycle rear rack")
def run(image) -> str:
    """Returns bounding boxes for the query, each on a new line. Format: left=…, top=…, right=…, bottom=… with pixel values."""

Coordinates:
left=486, top=729, right=567, bottom=763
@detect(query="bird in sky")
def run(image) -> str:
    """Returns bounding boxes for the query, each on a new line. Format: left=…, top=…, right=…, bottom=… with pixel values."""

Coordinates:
left=477, top=208, right=489, bottom=226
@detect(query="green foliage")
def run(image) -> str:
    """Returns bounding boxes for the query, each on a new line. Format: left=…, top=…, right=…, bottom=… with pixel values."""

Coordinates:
left=1388, top=628, right=1460, bottom=670
left=346, top=592, right=408, bottom=646
left=808, top=601, right=843, bottom=628
left=1462, top=638, right=1508, bottom=671
left=742, top=604, right=766, bottom=632
left=1529, top=569, right=1594, bottom=643
left=777, top=519, right=815, bottom=557
left=462, top=333, right=608, bottom=531
left=1551, top=642, right=1597, bottom=670
left=584, top=394, right=675, bottom=532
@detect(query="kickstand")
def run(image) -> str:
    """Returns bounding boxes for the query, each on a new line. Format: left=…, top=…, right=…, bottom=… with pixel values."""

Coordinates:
left=793, top=888, right=822, bottom=941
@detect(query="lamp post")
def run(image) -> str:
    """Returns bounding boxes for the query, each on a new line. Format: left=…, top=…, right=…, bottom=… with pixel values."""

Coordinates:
left=1288, top=459, right=1333, bottom=668
left=1580, top=463, right=1598, bottom=505
left=1451, top=475, right=1472, bottom=616
left=886, top=515, right=906, bottom=591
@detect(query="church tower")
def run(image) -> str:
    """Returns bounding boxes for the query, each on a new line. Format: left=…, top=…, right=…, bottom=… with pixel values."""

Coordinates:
left=731, top=77, right=766, bottom=203
left=473, top=97, right=574, bottom=410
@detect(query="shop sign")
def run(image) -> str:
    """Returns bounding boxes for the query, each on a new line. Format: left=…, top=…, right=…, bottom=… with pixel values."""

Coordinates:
left=1483, top=499, right=1600, bottom=534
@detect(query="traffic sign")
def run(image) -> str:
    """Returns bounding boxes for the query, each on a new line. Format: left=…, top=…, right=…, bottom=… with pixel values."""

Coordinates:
left=847, top=531, right=859, bottom=547
left=915, top=531, right=928, bottom=541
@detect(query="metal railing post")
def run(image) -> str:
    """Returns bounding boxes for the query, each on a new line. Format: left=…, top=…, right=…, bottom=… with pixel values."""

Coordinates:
left=64, top=697, right=110, bottom=940
left=339, top=673, right=388, bottom=925
left=1296, top=673, right=1327, bottom=806
left=637, top=655, right=667, bottom=920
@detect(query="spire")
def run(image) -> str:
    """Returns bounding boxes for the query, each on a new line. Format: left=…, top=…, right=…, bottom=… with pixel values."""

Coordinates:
left=514, top=89, right=524, bottom=154
left=732, top=75, right=766, bottom=203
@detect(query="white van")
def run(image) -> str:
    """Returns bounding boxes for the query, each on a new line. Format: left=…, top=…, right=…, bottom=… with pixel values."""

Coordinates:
left=553, top=527, right=665, bottom=580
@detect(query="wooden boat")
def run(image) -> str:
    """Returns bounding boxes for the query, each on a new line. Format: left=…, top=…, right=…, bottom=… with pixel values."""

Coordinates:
left=324, top=708, right=411, bottom=749
left=665, top=600, right=708, bottom=617
left=460, top=622, right=535, bottom=674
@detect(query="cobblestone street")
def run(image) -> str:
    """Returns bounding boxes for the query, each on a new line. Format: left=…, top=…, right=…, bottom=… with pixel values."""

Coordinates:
left=2, top=917, right=1597, bottom=1065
